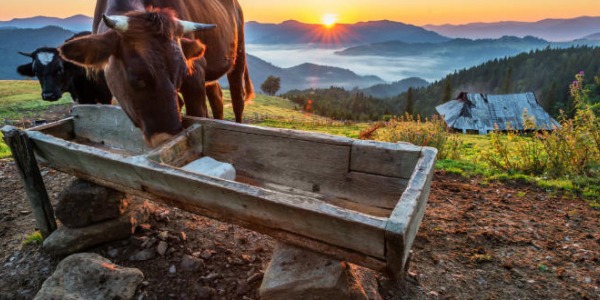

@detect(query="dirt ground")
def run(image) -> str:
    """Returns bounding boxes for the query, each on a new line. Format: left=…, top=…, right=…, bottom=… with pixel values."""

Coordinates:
left=1, top=108, right=599, bottom=299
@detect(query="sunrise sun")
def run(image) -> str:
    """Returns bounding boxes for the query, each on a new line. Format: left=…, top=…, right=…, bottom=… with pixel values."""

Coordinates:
left=321, top=13, right=338, bottom=28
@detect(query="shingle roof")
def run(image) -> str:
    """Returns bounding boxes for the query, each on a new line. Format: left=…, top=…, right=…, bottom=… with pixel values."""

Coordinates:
left=435, top=92, right=559, bottom=133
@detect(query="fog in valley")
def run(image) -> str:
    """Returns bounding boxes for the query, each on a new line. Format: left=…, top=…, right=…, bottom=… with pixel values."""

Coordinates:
left=247, top=44, right=450, bottom=83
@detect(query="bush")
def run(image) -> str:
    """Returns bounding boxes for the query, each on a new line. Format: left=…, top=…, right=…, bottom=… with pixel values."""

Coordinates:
left=372, top=113, right=462, bottom=160
left=481, top=72, right=600, bottom=178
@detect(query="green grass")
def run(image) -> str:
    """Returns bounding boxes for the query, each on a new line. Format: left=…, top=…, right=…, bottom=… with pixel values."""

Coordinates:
left=22, top=231, right=43, bottom=246
left=0, top=132, right=9, bottom=158
left=0, top=80, right=73, bottom=158
left=0, top=80, right=72, bottom=120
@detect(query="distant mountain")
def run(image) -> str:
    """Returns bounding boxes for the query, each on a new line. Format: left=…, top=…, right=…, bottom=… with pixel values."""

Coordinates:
left=0, top=15, right=92, bottom=32
left=245, top=20, right=450, bottom=46
left=360, top=77, right=429, bottom=98
left=424, top=16, right=600, bottom=42
left=584, top=32, right=600, bottom=41
left=336, top=36, right=572, bottom=57
left=230, top=54, right=385, bottom=93
left=0, top=26, right=76, bottom=79
left=334, top=36, right=600, bottom=77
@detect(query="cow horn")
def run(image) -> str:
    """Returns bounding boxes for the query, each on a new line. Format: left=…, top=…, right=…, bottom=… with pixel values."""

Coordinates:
left=18, top=51, right=33, bottom=58
left=178, top=20, right=217, bottom=33
left=103, top=14, right=130, bottom=32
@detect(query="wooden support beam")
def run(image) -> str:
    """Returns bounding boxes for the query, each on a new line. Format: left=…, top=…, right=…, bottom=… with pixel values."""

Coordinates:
left=1, top=126, right=57, bottom=238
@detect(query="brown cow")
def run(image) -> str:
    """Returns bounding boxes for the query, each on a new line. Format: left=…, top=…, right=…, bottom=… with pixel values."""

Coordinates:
left=60, top=0, right=253, bottom=146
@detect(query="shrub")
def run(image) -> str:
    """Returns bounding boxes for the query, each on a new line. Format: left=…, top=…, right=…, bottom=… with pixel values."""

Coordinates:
left=481, top=72, right=600, bottom=179
left=372, top=113, right=462, bottom=160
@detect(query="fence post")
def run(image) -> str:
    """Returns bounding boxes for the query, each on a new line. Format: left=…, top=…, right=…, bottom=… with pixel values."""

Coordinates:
left=1, top=126, right=57, bottom=238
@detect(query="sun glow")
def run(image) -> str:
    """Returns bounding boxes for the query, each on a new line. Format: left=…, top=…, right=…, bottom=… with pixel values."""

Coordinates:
left=321, top=13, right=338, bottom=28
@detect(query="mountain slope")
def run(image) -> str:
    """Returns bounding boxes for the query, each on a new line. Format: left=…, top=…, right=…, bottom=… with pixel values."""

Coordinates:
left=232, top=55, right=385, bottom=92
left=245, top=20, right=449, bottom=46
left=424, top=16, right=600, bottom=41
left=0, top=15, right=92, bottom=32
left=0, top=26, right=76, bottom=79
left=389, top=46, right=600, bottom=117
left=360, top=77, right=429, bottom=98
left=335, top=36, right=552, bottom=57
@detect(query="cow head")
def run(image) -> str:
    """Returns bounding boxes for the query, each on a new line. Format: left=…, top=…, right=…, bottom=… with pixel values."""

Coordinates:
left=17, top=48, right=68, bottom=101
left=59, top=9, right=215, bottom=147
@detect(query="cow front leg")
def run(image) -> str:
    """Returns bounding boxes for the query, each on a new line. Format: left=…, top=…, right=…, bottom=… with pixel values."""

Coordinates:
left=181, top=71, right=208, bottom=118
left=227, top=54, right=247, bottom=123
left=206, top=82, right=224, bottom=119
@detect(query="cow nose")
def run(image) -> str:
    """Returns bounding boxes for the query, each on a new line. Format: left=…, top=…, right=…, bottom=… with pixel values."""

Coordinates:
left=42, top=93, right=60, bottom=101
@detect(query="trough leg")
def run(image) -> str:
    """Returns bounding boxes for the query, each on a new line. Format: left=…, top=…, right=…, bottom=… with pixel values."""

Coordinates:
left=1, top=126, right=57, bottom=238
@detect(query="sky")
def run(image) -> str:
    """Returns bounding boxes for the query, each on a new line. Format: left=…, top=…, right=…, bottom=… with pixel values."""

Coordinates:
left=1, top=0, right=600, bottom=25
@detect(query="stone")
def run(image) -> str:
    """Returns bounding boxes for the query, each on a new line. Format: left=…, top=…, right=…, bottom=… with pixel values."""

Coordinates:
left=182, top=156, right=236, bottom=181
left=107, top=248, right=119, bottom=258
left=259, top=243, right=382, bottom=300
left=180, top=255, right=204, bottom=272
left=43, top=199, right=155, bottom=256
left=157, top=231, right=169, bottom=241
left=193, top=285, right=215, bottom=300
left=55, top=179, right=129, bottom=228
left=129, top=249, right=156, bottom=261
left=157, top=241, right=168, bottom=256
left=34, top=253, right=143, bottom=300
left=200, top=249, right=212, bottom=260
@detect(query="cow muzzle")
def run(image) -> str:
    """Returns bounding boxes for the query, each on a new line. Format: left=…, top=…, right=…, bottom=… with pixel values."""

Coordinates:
left=42, top=92, right=61, bottom=101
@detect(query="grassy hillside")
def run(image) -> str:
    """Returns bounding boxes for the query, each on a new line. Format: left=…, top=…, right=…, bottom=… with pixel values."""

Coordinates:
left=0, top=80, right=368, bottom=158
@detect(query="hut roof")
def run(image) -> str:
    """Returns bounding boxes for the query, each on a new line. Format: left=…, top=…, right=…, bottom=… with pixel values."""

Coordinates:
left=435, top=92, right=559, bottom=133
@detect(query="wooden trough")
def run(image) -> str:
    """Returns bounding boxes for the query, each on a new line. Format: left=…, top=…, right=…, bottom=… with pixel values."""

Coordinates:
left=2, top=105, right=436, bottom=277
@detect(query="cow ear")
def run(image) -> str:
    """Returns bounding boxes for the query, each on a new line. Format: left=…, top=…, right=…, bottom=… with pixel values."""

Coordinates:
left=59, top=31, right=119, bottom=68
left=180, top=38, right=206, bottom=61
left=17, top=63, right=35, bottom=77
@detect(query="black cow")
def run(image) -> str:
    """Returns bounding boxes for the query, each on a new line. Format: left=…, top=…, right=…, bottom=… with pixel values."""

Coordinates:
left=16, top=32, right=112, bottom=104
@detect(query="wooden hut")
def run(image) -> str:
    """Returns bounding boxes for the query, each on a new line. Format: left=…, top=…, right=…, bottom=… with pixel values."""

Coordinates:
left=435, top=92, right=559, bottom=134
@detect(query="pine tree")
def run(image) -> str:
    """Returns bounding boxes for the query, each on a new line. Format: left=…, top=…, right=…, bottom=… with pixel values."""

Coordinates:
left=405, top=87, right=415, bottom=115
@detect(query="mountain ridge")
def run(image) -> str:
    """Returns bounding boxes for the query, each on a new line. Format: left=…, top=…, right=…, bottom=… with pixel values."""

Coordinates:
left=424, top=16, right=600, bottom=41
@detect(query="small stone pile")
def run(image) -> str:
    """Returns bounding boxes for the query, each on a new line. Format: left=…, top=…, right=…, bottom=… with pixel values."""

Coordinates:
left=43, top=178, right=154, bottom=255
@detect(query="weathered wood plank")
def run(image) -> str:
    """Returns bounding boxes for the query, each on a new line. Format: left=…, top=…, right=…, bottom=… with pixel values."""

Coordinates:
left=51, top=171, right=389, bottom=272
left=183, top=116, right=354, bottom=146
left=202, top=126, right=405, bottom=209
left=351, top=140, right=421, bottom=179
left=203, top=126, right=351, bottom=192
left=145, top=124, right=203, bottom=167
left=385, top=147, right=437, bottom=277
left=71, top=105, right=150, bottom=154
left=27, top=130, right=388, bottom=259
left=31, top=118, right=75, bottom=140
left=1, top=126, right=57, bottom=239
